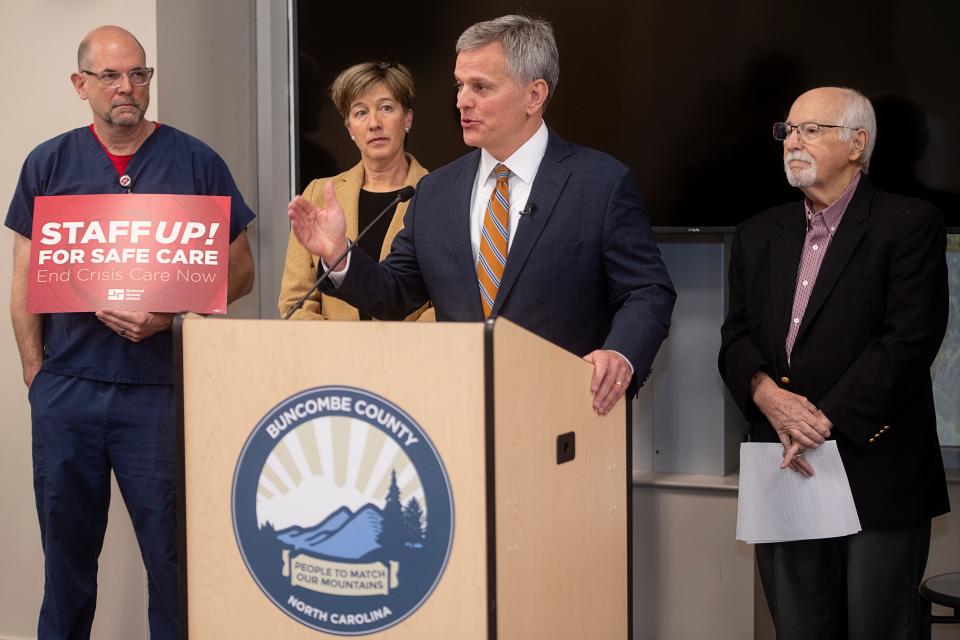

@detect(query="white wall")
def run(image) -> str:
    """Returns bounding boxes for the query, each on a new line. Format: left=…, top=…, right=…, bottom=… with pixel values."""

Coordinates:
left=0, top=4, right=157, bottom=638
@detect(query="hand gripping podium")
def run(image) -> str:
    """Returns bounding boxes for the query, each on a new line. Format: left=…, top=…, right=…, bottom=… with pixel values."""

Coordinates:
left=175, top=315, right=629, bottom=639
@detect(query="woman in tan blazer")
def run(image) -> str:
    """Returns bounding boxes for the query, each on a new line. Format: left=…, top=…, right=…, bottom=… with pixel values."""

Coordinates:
left=279, top=62, right=432, bottom=320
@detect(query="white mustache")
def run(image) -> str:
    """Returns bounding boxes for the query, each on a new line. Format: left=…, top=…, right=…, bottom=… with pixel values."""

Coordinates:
left=785, top=151, right=815, bottom=164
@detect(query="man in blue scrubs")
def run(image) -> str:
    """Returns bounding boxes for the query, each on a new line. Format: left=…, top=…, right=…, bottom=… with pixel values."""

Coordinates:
left=6, top=26, right=256, bottom=639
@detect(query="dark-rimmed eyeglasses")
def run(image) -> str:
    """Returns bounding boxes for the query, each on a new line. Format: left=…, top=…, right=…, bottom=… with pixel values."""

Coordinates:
left=773, top=121, right=861, bottom=142
left=80, top=67, right=154, bottom=88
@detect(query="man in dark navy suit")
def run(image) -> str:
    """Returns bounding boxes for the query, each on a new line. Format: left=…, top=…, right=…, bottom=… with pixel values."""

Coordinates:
left=719, top=87, right=949, bottom=640
left=289, top=14, right=675, bottom=415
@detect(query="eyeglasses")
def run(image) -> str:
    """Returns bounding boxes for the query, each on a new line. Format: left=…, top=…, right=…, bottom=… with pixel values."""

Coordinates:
left=80, top=67, right=154, bottom=88
left=773, top=121, right=859, bottom=142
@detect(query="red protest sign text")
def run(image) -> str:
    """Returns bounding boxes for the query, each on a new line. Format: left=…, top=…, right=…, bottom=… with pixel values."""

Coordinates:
left=29, top=194, right=231, bottom=314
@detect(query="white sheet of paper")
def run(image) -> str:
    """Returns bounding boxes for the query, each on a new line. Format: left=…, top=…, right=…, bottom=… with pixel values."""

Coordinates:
left=736, top=441, right=861, bottom=544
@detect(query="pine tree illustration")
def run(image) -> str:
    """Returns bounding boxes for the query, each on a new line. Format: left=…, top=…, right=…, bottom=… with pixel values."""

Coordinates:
left=401, top=497, right=426, bottom=546
left=377, top=470, right=404, bottom=554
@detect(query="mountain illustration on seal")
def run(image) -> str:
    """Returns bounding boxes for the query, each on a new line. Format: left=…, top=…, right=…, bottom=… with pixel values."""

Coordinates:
left=269, top=470, right=426, bottom=561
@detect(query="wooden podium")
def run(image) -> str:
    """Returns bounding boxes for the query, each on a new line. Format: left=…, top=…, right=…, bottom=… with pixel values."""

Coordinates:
left=175, top=316, right=629, bottom=639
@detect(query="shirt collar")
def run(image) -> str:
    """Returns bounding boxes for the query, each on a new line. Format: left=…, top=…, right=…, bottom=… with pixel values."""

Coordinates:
left=479, top=120, right=548, bottom=184
left=804, top=172, right=861, bottom=231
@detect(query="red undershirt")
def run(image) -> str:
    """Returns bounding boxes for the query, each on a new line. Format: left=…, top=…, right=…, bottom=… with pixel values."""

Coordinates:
left=88, top=122, right=161, bottom=176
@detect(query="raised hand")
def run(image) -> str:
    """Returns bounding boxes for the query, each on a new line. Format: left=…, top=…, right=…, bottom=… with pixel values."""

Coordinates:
left=288, top=181, right=349, bottom=267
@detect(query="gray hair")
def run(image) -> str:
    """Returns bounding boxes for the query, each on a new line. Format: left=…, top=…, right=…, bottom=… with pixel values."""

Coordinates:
left=836, top=87, right=877, bottom=173
left=456, top=15, right=559, bottom=109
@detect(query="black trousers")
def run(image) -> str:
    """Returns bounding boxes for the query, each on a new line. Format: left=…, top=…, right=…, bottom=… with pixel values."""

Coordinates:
left=756, top=521, right=932, bottom=640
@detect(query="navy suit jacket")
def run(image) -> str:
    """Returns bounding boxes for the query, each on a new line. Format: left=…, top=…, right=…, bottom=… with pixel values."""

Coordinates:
left=719, top=178, right=950, bottom=528
left=330, top=130, right=676, bottom=381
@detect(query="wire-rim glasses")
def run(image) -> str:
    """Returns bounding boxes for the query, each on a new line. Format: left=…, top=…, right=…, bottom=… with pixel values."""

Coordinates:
left=773, top=121, right=859, bottom=142
left=80, top=67, right=154, bottom=88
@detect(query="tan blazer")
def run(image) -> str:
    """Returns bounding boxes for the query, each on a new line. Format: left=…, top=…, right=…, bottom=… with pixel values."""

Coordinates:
left=278, top=154, right=432, bottom=320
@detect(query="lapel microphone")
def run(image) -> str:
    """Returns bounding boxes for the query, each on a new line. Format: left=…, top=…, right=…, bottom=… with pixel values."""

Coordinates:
left=283, top=185, right=416, bottom=319
left=520, top=202, right=537, bottom=216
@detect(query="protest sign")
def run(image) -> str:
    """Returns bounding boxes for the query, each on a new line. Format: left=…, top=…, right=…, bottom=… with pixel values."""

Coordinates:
left=29, top=194, right=231, bottom=313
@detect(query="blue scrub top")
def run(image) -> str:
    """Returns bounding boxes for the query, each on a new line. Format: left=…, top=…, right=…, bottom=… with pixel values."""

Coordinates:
left=5, top=124, right=256, bottom=384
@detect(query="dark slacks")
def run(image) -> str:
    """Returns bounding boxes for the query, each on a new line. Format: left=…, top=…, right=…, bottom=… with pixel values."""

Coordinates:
left=756, top=522, right=932, bottom=640
left=30, top=371, right=178, bottom=640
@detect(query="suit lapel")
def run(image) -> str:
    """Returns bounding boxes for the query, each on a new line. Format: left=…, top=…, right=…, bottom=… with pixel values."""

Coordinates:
left=491, top=132, right=571, bottom=316
left=796, top=179, right=871, bottom=340
left=769, top=205, right=806, bottom=358
left=451, top=152, right=485, bottom=317
left=337, top=162, right=365, bottom=241
left=380, top=154, right=429, bottom=260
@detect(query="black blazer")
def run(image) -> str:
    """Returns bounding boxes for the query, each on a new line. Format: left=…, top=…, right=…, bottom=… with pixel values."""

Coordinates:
left=719, top=178, right=949, bottom=528
left=331, top=130, right=676, bottom=381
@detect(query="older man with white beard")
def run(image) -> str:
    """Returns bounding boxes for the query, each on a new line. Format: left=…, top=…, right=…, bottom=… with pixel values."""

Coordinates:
left=719, top=87, right=950, bottom=640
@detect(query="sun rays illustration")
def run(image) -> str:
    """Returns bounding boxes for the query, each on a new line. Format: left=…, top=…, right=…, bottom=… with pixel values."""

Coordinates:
left=255, top=415, right=426, bottom=531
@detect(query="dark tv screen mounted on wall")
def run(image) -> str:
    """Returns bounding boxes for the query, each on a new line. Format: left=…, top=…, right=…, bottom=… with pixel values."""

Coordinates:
left=294, top=0, right=960, bottom=232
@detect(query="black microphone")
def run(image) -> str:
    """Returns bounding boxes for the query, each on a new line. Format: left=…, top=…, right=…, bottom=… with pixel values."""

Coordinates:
left=520, top=201, right=537, bottom=216
left=283, top=185, right=416, bottom=319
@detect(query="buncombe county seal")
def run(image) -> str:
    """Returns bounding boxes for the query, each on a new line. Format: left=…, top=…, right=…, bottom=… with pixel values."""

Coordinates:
left=232, top=386, right=454, bottom=635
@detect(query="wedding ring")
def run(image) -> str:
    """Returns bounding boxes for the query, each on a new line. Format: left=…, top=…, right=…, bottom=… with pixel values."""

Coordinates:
left=120, top=328, right=127, bottom=337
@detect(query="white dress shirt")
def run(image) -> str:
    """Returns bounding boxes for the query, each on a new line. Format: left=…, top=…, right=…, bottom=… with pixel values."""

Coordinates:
left=468, top=120, right=549, bottom=261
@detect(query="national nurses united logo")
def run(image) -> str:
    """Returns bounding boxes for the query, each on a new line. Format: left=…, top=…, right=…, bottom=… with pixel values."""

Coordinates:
left=232, top=386, right=454, bottom=634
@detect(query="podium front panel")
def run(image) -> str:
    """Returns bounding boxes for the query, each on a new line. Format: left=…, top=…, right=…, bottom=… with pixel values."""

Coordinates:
left=179, top=319, right=488, bottom=639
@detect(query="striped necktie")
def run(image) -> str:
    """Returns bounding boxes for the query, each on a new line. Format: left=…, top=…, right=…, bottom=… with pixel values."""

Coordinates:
left=477, top=163, right=510, bottom=318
